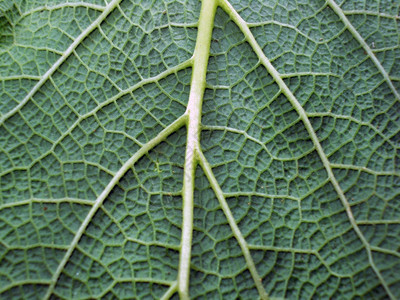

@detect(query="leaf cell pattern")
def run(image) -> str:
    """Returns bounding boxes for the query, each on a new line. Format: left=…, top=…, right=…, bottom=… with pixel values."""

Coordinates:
left=0, top=0, right=399, bottom=299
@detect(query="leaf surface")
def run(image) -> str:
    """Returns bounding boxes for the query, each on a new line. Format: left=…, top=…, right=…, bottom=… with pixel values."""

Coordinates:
left=0, top=0, right=399, bottom=299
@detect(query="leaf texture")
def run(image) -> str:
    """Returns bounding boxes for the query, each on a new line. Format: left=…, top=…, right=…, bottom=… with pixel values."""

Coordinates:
left=0, top=0, right=399, bottom=299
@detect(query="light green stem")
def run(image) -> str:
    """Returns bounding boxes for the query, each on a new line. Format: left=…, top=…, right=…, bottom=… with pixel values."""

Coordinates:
left=177, top=0, right=218, bottom=298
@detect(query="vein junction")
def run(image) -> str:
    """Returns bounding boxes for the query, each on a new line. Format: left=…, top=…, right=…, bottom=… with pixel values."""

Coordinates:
left=32, top=0, right=396, bottom=298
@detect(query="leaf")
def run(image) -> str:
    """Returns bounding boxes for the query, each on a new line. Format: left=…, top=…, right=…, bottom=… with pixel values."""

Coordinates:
left=0, top=0, right=399, bottom=299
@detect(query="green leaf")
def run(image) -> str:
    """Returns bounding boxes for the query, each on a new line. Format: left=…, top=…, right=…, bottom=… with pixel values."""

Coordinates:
left=0, top=0, right=399, bottom=299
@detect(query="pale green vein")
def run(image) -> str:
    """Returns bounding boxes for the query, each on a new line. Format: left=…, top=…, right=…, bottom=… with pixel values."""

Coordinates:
left=103, top=129, right=143, bottom=147
left=343, top=10, right=400, bottom=20
left=218, top=0, right=396, bottom=298
left=116, top=4, right=198, bottom=34
left=3, top=244, right=70, bottom=250
left=370, top=246, right=400, bottom=259
left=20, top=2, right=105, bottom=17
left=248, top=244, right=316, bottom=253
left=0, top=0, right=122, bottom=126
left=226, top=177, right=332, bottom=203
left=99, top=205, right=181, bottom=251
left=306, top=111, right=394, bottom=133
left=330, top=163, right=400, bottom=177
left=0, top=280, right=52, bottom=294
left=72, top=49, right=123, bottom=93
left=42, top=114, right=187, bottom=299
left=12, top=44, right=65, bottom=56
left=201, top=124, right=277, bottom=158
left=64, top=160, right=116, bottom=176
left=247, top=245, right=343, bottom=278
left=0, top=75, right=41, bottom=81
left=95, top=24, right=144, bottom=81
left=1, top=0, right=398, bottom=298
left=247, top=20, right=320, bottom=44
left=74, top=245, right=123, bottom=278
left=178, top=0, right=217, bottom=298
left=198, top=149, right=268, bottom=299
left=205, top=83, right=230, bottom=89
left=124, top=237, right=180, bottom=252
left=148, top=191, right=182, bottom=197
left=48, top=76, right=80, bottom=116
left=0, top=198, right=94, bottom=210
left=327, top=0, right=400, bottom=101
left=116, top=277, right=174, bottom=285
left=374, top=46, right=399, bottom=53
left=161, top=281, right=178, bottom=300
left=135, top=182, right=182, bottom=197
left=0, top=158, right=115, bottom=178
left=357, top=220, right=400, bottom=225
left=202, top=124, right=316, bottom=161
left=224, top=192, right=300, bottom=202
left=280, top=72, right=341, bottom=79
left=306, top=113, right=398, bottom=151
left=89, top=278, right=176, bottom=299
left=190, top=262, right=248, bottom=278
left=0, top=58, right=192, bottom=179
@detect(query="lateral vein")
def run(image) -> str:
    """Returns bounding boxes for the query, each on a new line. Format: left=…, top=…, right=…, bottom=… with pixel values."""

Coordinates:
left=43, top=114, right=187, bottom=299
left=218, top=0, right=395, bottom=298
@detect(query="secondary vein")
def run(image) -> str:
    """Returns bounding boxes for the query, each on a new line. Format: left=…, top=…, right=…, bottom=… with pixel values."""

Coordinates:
left=218, top=0, right=395, bottom=298
left=198, top=149, right=269, bottom=300
left=43, top=114, right=187, bottom=299
left=0, top=0, right=121, bottom=126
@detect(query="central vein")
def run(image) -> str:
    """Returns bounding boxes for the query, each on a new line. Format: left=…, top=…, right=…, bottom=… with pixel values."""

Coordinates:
left=178, top=0, right=218, bottom=298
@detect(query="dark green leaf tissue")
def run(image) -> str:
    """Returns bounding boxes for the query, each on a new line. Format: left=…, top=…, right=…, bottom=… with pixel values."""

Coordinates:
left=0, top=0, right=399, bottom=299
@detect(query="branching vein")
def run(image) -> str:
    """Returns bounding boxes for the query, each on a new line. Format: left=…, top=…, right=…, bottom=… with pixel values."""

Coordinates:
left=43, top=114, right=187, bottom=299
left=0, top=0, right=122, bottom=126
left=327, top=0, right=400, bottom=101
left=218, top=0, right=396, bottom=298
left=198, top=149, right=268, bottom=300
